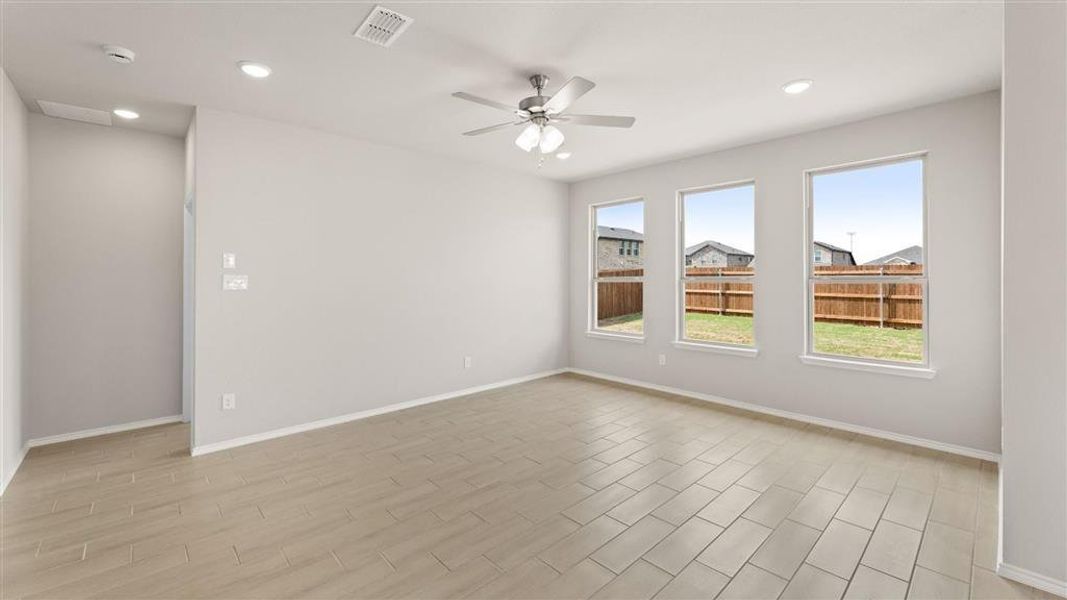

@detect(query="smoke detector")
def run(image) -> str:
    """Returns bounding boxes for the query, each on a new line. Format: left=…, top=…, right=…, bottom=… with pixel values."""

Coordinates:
left=101, top=45, right=136, bottom=64
left=353, top=5, right=413, bottom=48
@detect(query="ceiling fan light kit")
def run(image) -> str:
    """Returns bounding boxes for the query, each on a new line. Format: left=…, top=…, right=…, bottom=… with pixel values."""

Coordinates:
left=454, top=73, right=636, bottom=157
left=515, top=123, right=540, bottom=152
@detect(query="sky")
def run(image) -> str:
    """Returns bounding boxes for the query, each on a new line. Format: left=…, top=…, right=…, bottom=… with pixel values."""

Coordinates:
left=684, top=185, right=755, bottom=253
left=596, top=201, right=645, bottom=234
left=596, top=159, right=923, bottom=265
left=813, top=159, right=923, bottom=263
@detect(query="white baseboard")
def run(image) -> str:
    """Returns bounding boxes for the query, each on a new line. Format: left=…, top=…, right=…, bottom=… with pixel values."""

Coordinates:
left=998, top=562, right=1067, bottom=598
left=25, top=414, right=184, bottom=448
left=191, top=369, right=567, bottom=457
left=565, top=368, right=1001, bottom=463
left=0, top=444, right=29, bottom=497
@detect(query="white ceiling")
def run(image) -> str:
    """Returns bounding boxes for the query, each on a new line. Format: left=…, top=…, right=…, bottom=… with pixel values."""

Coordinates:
left=2, top=1, right=1001, bottom=181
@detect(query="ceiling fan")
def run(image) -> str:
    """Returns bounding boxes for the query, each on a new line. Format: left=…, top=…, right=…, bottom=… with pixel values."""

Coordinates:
left=453, top=74, right=636, bottom=154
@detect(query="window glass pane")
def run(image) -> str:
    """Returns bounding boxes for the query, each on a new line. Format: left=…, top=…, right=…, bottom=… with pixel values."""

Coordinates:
left=809, top=158, right=926, bottom=364
left=811, top=280, right=924, bottom=363
left=683, top=185, right=755, bottom=274
left=812, top=159, right=923, bottom=273
left=682, top=184, right=754, bottom=346
left=596, top=201, right=644, bottom=277
left=597, top=282, right=643, bottom=334
left=684, top=281, right=754, bottom=345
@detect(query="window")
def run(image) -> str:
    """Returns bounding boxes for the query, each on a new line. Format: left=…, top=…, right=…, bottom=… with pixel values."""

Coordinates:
left=591, top=199, right=644, bottom=337
left=678, top=182, right=755, bottom=348
left=806, top=155, right=927, bottom=366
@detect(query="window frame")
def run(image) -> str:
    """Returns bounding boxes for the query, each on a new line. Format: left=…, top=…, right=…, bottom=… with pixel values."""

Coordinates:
left=802, top=152, right=932, bottom=374
left=589, top=197, right=646, bottom=342
left=674, top=179, right=758, bottom=356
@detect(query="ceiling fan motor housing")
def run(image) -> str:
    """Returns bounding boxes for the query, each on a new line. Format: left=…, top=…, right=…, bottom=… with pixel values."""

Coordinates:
left=519, top=95, right=550, bottom=114
left=520, top=74, right=552, bottom=113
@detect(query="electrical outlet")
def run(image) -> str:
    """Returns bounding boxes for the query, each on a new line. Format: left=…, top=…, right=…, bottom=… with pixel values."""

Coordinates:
left=221, top=393, right=236, bottom=410
left=658, top=354, right=667, bottom=366
left=463, top=356, right=472, bottom=369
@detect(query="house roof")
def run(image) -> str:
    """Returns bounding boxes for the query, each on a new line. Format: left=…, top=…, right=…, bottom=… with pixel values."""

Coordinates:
left=865, top=245, right=923, bottom=265
left=814, top=240, right=851, bottom=253
left=597, top=226, right=644, bottom=242
left=813, top=240, right=857, bottom=265
left=685, top=240, right=754, bottom=258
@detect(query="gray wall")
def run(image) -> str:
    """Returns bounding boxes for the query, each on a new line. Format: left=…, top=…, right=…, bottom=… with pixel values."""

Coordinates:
left=27, top=115, right=183, bottom=439
left=570, top=92, right=1002, bottom=454
left=183, top=116, right=196, bottom=425
left=1, top=69, right=29, bottom=492
left=1001, top=2, right=1067, bottom=588
left=192, top=108, right=569, bottom=449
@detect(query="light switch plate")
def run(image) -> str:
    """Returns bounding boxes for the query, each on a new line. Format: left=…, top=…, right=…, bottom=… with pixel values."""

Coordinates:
left=222, top=274, right=248, bottom=291
left=222, top=253, right=237, bottom=269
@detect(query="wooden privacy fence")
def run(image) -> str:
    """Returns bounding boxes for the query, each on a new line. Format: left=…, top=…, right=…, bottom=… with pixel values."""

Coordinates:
left=596, top=269, right=643, bottom=322
left=597, top=264, right=924, bottom=327
left=812, top=264, right=924, bottom=328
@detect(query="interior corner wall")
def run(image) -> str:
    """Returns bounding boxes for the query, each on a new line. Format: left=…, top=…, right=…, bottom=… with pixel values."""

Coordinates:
left=1000, top=1, right=1067, bottom=590
left=1, top=69, right=29, bottom=493
left=191, top=107, right=569, bottom=450
left=182, top=114, right=196, bottom=429
left=569, top=91, right=1002, bottom=455
left=27, top=114, right=184, bottom=440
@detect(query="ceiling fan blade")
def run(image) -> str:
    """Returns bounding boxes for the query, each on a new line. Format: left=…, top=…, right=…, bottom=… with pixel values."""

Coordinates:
left=462, top=121, right=523, bottom=136
left=543, top=77, right=596, bottom=114
left=557, top=114, right=636, bottom=128
left=453, top=92, right=525, bottom=115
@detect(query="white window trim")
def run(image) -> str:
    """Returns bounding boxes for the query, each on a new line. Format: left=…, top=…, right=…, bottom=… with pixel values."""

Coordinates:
left=588, top=197, right=645, bottom=341
left=672, top=340, right=758, bottom=357
left=801, top=151, right=934, bottom=376
left=675, top=179, right=758, bottom=354
left=588, top=330, right=646, bottom=344
left=799, top=354, right=936, bottom=379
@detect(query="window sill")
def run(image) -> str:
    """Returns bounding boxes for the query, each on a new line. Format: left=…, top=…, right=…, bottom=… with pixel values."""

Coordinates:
left=799, top=354, right=936, bottom=379
left=672, top=341, right=758, bottom=358
left=586, top=331, right=645, bottom=344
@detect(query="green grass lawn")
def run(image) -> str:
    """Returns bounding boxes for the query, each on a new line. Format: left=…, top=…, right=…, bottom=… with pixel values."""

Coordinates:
left=597, top=312, right=644, bottom=334
left=598, top=312, right=923, bottom=362
left=683, top=313, right=755, bottom=346
left=812, top=319, right=923, bottom=362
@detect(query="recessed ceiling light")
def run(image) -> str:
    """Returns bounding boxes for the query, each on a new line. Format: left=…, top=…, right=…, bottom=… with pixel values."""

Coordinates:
left=556, top=152, right=572, bottom=160
left=112, top=108, right=140, bottom=120
left=782, top=79, right=813, bottom=95
left=238, top=61, right=272, bottom=79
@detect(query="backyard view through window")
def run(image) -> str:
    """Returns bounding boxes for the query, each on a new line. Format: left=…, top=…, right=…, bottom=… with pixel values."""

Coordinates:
left=593, top=200, right=644, bottom=335
left=809, top=157, right=926, bottom=364
left=681, top=183, right=755, bottom=346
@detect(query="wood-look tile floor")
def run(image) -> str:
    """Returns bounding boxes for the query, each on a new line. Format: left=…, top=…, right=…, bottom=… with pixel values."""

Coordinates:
left=2, top=374, right=1059, bottom=600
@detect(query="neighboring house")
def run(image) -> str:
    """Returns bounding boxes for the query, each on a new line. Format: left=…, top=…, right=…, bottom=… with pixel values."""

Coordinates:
left=597, top=226, right=644, bottom=270
left=813, top=241, right=856, bottom=266
left=865, top=245, right=923, bottom=265
left=685, top=240, right=754, bottom=268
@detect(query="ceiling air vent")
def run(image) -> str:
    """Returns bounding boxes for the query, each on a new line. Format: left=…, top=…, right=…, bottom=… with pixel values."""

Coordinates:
left=353, top=5, right=413, bottom=48
left=37, top=100, right=112, bottom=126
